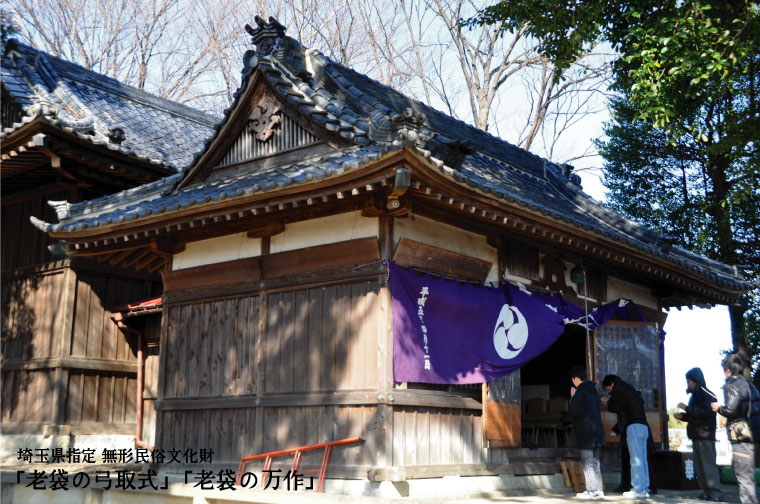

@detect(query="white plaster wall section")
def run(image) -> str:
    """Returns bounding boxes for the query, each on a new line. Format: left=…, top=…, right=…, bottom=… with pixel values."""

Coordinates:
left=172, top=232, right=262, bottom=270
left=394, top=214, right=499, bottom=283
left=269, top=211, right=378, bottom=254
left=607, top=276, right=658, bottom=309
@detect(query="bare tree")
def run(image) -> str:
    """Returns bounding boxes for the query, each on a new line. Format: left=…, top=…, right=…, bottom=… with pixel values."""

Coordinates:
left=385, top=0, right=611, bottom=166
left=7, top=0, right=611, bottom=168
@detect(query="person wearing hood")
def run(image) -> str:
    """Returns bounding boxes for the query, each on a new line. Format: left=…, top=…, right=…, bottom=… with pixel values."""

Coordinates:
left=568, top=365, right=605, bottom=500
left=674, top=367, right=722, bottom=502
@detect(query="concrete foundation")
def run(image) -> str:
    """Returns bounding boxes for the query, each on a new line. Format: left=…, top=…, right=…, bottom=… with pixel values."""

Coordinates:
left=0, top=471, right=568, bottom=503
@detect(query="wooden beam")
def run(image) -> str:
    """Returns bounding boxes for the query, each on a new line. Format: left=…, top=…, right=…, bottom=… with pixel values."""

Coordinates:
left=32, top=133, right=77, bottom=180
left=122, top=248, right=152, bottom=268
left=154, top=389, right=481, bottom=412
left=135, top=252, right=160, bottom=271
left=163, top=238, right=379, bottom=299
left=108, top=248, right=139, bottom=266
left=147, top=257, right=167, bottom=273
left=392, top=237, right=493, bottom=282
left=149, top=239, right=172, bottom=257
left=71, top=243, right=146, bottom=258
left=156, top=390, right=380, bottom=411
left=389, top=389, right=482, bottom=410
left=1, top=357, right=138, bottom=373
left=163, top=267, right=378, bottom=305
left=246, top=221, right=285, bottom=238
left=377, top=214, right=394, bottom=470
left=162, top=256, right=262, bottom=295
left=260, top=237, right=380, bottom=279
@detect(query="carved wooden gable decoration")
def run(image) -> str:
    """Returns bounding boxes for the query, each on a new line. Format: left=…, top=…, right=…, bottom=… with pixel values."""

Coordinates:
left=177, top=17, right=365, bottom=188
left=216, top=92, right=322, bottom=168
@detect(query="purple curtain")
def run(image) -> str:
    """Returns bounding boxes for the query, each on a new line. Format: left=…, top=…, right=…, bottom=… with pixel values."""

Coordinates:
left=390, top=263, right=661, bottom=385
left=391, top=264, right=566, bottom=384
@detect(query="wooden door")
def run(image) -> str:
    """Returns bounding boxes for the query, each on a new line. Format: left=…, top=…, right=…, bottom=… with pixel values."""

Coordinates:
left=482, top=371, right=521, bottom=448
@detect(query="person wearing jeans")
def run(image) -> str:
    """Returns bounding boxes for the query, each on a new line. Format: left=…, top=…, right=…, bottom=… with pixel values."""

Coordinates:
left=568, top=366, right=606, bottom=501
left=626, top=423, right=650, bottom=496
left=602, top=374, right=651, bottom=498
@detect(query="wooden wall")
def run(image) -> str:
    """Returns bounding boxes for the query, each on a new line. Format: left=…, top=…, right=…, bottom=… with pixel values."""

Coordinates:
left=264, top=283, right=379, bottom=393
left=2, top=267, right=66, bottom=360
left=1, top=369, right=56, bottom=423
left=152, top=234, right=532, bottom=474
left=156, top=279, right=383, bottom=465
left=1, top=189, right=72, bottom=271
left=163, top=296, right=258, bottom=399
left=70, top=271, right=153, bottom=361
left=1, top=260, right=159, bottom=434
left=392, top=407, right=485, bottom=466
left=65, top=371, right=137, bottom=425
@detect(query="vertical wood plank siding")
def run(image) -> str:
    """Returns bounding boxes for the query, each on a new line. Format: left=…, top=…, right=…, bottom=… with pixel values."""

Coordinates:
left=263, top=281, right=380, bottom=393
left=1, top=270, right=65, bottom=359
left=162, top=296, right=258, bottom=398
left=158, top=405, right=381, bottom=465
left=2, top=265, right=157, bottom=429
left=2, top=190, right=71, bottom=271
left=217, top=116, right=321, bottom=166
left=70, top=272, right=153, bottom=360
left=161, top=280, right=381, bottom=398
left=157, top=280, right=384, bottom=463
left=0, top=369, right=55, bottom=422
left=64, top=371, right=137, bottom=423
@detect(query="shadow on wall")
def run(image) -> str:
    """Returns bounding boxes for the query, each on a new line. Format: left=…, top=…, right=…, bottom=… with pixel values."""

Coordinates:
left=1, top=263, right=160, bottom=425
left=159, top=278, right=401, bottom=470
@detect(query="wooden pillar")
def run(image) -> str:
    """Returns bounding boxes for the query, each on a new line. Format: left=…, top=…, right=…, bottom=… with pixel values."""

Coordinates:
left=52, top=264, right=76, bottom=427
left=377, top=215, right=394, bottom=467
left=253, top=235, right=270, bottom=454
left=154, top=259, right=173, bottom=450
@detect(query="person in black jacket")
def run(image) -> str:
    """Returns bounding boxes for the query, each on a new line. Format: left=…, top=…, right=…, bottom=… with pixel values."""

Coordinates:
left=674, top=367, right=722, bottom=501
left=602, top=374, right=651, bottom=498
left=711, top=354, right=760, bottom=504
left=568, top=366, right=605, bottom=500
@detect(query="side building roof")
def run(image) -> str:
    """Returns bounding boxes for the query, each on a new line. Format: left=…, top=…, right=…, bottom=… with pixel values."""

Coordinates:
left=1, top=39, right=218, bottom=171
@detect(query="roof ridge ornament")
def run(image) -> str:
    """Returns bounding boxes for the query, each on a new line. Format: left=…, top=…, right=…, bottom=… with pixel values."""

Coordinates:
left=246, top=16, right=286, bottom=55
left=371, top=107, right=426, bottom=147
left=244, top=16, right=309, bottom=78
left=48, top=200, right=71, bottom=220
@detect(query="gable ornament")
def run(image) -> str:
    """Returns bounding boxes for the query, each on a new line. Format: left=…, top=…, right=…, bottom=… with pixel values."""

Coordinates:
left=248, top=97, right=281, bottom=142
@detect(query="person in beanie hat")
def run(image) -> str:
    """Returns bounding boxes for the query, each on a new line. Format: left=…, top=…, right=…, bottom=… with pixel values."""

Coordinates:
left=674, top=367, right=722, bottom=501
left=568, top=365, right=605, bottom=500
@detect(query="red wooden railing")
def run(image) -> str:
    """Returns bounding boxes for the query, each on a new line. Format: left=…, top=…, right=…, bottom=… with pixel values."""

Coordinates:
left=235, top=436, right=364, bottom=493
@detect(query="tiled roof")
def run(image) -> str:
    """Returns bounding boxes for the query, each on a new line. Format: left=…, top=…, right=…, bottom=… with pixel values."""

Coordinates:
left=1, top=39, right=217, bottom=170
left=26, top=19, right=756, bottom=293
left=31, top=144, right=393, bottom=230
